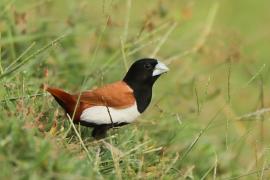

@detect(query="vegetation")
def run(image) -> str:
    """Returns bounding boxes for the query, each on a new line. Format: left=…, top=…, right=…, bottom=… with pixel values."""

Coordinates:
left=1, top=0, right=270, bottom=179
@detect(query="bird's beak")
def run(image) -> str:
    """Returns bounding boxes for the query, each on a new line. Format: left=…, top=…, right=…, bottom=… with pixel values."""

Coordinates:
left=152, top=61, right=169, bottom=76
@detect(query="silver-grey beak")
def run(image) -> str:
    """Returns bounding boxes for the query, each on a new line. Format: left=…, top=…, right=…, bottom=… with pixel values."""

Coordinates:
left=152, top=61, right=169, bottom=76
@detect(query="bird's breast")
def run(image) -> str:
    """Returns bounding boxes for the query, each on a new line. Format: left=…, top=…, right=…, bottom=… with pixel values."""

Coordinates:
left=80, top=103, right=140, bottom=125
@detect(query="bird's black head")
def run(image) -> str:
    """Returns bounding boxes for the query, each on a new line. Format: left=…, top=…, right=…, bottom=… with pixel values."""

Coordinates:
left=123, top=58, right=169, bottom=113
left=123, top=58, right=169, bottom=90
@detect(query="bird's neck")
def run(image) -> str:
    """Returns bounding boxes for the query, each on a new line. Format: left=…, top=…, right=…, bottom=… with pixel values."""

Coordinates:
left=124, top=81, right=153, bottom=113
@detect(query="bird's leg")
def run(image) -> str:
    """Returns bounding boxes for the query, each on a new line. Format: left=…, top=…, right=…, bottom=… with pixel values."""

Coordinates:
left=92, top=125, right=109, bottom=139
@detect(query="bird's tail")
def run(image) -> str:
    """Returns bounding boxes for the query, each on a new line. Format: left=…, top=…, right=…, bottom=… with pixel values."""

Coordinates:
left=46, top=87, right=77, bottom=118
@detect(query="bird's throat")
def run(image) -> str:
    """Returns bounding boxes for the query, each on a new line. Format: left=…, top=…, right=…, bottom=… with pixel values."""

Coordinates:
left=125, top=83, right=152, bottom=113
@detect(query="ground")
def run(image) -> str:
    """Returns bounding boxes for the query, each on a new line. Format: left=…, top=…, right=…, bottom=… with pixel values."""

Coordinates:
left=1, top=0, right=270, bottom=179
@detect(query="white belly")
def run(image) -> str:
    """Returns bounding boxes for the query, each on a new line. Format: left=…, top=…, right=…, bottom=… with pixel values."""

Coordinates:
left=80, top=103, right=140, bottom=125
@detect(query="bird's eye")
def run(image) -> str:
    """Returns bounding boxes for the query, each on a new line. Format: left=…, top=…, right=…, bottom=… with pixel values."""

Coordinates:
left=144, top=63, right=152, bottom=70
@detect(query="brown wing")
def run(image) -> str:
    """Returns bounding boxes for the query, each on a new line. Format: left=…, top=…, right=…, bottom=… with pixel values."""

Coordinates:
left=47, top=81, right=135, bottom=122
left=73, top=81, right=135, bottom=109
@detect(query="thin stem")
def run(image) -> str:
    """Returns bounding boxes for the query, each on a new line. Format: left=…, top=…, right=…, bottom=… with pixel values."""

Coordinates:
left=195, top=87, right=200, bottom=115
left=120, top=38, right=128, bottom=72
left=166, top=2, right=219, bottom=64
left=179, top=106, right=224, bottom=163
left=0, top=93, right=46, bottom=103
left=6, top=42, right=36, bottom=71
left=0, top=32, right=69, bottom=80
left=151, top=22, right=177, bottom=58
left=227, top=60, right=232, bottom=103
left=0, top=32, right=3, bottom=74
left=66, top=114, right=92, bottom=162
left=259, top=75, right=265, bottom=143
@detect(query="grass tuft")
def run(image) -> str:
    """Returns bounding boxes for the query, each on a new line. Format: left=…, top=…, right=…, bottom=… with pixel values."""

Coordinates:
left=1, top=0, right=270, bottom=179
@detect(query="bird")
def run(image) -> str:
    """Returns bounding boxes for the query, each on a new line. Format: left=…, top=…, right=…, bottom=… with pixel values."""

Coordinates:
left=46, top=58, right=169, bottom=139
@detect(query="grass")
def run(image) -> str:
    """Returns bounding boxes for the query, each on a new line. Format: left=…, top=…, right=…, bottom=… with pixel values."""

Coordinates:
left=1, top=0, right=270, bottom=179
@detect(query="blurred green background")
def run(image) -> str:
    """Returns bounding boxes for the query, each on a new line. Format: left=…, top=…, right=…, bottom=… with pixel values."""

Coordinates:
left=1, top=0, right=270, bottom=179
